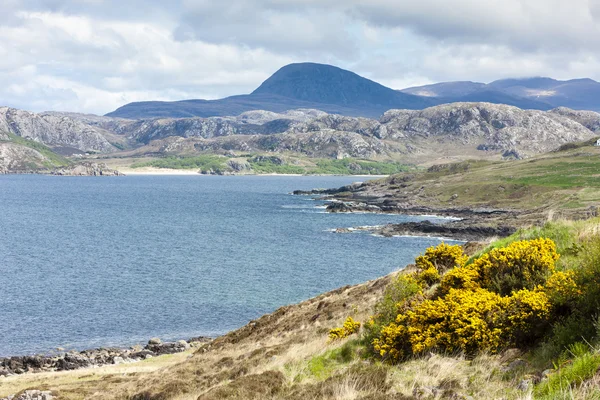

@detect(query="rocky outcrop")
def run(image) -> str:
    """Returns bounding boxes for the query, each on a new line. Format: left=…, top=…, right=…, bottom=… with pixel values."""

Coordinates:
left=0, top=337, right=210, bottom=376
left=0, top=107, right=116, bottom=153
left=1, top=390, right=53, bottom=400
left=550, top=107, right=600, bottom=132
left=0, top=142, right=50, bottom=173
left=379, top=103, right=595, bottom=155
left=110, top=103, right=597, bottom=160
left=51, top=162, right=123, bottom=176
left=102, top=109, right=325, bottom=144
left=8, top=103, right=598, bottom=162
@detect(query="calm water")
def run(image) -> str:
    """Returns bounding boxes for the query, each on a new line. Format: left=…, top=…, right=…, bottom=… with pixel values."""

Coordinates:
left=0, top=175, right=459, bottom=356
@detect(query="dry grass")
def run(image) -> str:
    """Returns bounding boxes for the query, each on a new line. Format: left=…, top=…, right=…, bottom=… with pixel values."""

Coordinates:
left=0, top=350, right=194, bottom=399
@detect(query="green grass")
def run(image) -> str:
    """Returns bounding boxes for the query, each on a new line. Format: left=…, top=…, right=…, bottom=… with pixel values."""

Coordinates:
left=535, top=349, right=600, bottom=398
left=130, top=154, right=412, bottom=176
left=306, top=340, right=360, bottom=380
left=2, top=133, right=70, bottom=167
left=130, top=155, right=229, bottom=172
left=248, top=158, right=305, bottom=174
left=312, top=159, right=411, bottom=175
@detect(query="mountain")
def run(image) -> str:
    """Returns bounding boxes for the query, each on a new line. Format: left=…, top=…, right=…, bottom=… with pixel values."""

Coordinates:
left=109, top=103, right=596, bottom=162
left=403, top=77, right=600, bottom=111
left=0, top=107, right=118, bottom=154
left=106, top=63, right=437, bottom=119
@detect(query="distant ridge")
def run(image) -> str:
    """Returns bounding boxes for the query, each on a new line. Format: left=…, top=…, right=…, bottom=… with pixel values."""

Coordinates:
left=107, top=63, right=600, bottom=119
left=107, top=63, right=436, bottom=119
left=403, top=77, right=600, bottom=111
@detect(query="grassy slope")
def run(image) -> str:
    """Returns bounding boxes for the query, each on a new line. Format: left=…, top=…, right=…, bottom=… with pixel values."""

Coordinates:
left=127, top=154, right=412, bottom=175
left=7, top=218, right=600, bottom=399
left=1, top=132, right=71, bottom=168
left=346, top=144, right=600, bottom=216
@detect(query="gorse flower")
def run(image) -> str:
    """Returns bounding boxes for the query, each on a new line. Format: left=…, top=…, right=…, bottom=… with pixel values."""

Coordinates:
left=329, top=317, right=361, bottom=341
left=371, top=239, right=578, bottom=361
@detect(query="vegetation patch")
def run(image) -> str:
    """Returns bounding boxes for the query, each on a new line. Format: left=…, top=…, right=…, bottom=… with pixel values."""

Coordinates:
left=2, top=133, right=70, bottom=167
left=130, top=155, right=230, bottom=173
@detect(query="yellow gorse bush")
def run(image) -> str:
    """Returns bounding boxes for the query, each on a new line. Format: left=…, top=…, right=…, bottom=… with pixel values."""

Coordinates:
left=470, top=238, right=559, bottom=296
left=415, top=242, right=469, bottom=274
left=371, top=239, right=579, bottom=361
left=329, top=316, right=361, bottom=341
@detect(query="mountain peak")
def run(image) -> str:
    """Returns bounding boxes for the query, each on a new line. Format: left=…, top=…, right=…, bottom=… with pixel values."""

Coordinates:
left=251, top=62, right=432, bottom=110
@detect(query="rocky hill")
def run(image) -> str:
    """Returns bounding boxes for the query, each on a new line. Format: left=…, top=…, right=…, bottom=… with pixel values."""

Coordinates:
left=0, top=107, right=117, bottom=154
left=549, top=107, right=600, bottom=132
left=2, top=103, right=599, bottom=174
left=107, top=103, right=596, bottom=161
left=0, top=142, right=53, bottom=174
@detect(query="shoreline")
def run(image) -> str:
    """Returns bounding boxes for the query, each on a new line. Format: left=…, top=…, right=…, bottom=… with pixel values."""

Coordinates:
left=0, top=336, right=212, bottom=377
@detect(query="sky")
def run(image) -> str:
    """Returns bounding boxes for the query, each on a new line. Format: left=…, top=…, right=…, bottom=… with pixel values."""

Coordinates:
left=2, top=0, right=600, bottom=115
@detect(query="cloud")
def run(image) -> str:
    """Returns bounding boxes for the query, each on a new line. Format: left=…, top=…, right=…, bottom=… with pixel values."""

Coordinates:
left=1, top=0, right=600, bottom=114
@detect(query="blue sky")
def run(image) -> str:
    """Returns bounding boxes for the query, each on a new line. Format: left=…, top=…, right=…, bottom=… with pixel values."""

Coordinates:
left=2, top=0, right=600, bottom=114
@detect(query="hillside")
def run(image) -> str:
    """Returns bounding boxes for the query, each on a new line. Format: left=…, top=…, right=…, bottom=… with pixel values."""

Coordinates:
left=4, top=218, right=600, bottom=399
left=95, top=103, right=597, bottom=174
left=310, top=138, right=600, bottom=243
left=4, top=102, right=600, bottom=175
left=0, top=133, right=71, bottom=173
left=0, top=107, right=118, bottom=154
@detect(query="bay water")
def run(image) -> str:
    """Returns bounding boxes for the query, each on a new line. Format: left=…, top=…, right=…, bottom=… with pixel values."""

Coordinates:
left=0, top=175, right=459, bottom=356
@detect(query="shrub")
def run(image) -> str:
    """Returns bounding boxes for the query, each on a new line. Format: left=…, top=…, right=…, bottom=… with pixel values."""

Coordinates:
left=543, top=271, right=580, bottom=307
left=329, top=317, right=361, bottom=341
left=505, top=289, right=552, bottom=346
left=371, top=273, right=422, bottom=327
left=470, top=238, right=559, bottom=296
left=415, top=243, right=468, bottom=275
left=370, top=238, right=574, bottom=361
left=437, top=266, right=481, bottom=296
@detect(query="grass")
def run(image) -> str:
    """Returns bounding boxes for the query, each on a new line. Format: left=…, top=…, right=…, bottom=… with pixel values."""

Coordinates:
left=130, top=155, right=229, bottom=172
left=535, top=348, right=600, bottom=399
left=129, top=153, right=412, bottom=176
left=358, top=143, right=600, bottom=214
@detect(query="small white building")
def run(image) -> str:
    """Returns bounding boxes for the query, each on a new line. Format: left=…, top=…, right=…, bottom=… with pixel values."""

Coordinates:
left=595, top=139, right=600, bottom=147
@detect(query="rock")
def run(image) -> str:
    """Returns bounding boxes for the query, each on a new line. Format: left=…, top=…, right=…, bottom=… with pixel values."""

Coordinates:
left=226, top=159, right=251, bottom=172
left=112, top=356, right=124, bottom=365
left=177, top=340, right=190, bottom=349
left=334, top=228, right=352, bottom=233
left=1, top=390, right=53, bottom=400
left=517, top=379, right=531, bottom=391
left=51, top=162, right=123, bottom=176
left=542, top=369, right=554, bottom=379
left=148, top=338, right=162, bottom=345
left=503, top=359, right=529, bottom=373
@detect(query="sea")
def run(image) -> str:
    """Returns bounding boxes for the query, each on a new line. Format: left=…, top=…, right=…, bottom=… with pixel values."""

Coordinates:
left=0, top=175, right=461, bottom=356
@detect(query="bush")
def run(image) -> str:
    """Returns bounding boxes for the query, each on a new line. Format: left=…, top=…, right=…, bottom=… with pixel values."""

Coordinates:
left=470, top=238, right=559, bottom=296
left=329, top=317, right=361, bottom=340
left=415, top=243, right=468, bottom=275
left=373, top=288, right=508, bottom=359
left=370, top=238, right=575, bottom=361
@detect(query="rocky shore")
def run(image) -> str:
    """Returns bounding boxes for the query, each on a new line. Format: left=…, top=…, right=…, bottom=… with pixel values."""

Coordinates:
left=293, top=183, right=525, bottom=241
left=0, top=336, right=210, bottom=376
left=51, top=162, right=124, bottom=176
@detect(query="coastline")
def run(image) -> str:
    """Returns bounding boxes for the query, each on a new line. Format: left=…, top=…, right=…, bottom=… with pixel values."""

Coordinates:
left=0, top=336, right=211, bottom=377
left=117, top=167, right=387, bottom=177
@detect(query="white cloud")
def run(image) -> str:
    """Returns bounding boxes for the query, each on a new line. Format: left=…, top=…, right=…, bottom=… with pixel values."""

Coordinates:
left=1, top=0, right=600, bottom=114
